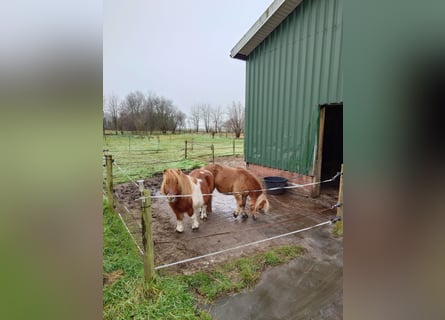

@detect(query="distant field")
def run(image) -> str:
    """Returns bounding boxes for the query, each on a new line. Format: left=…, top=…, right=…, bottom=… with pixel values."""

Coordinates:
left=103, top=131, right=244, bottom=184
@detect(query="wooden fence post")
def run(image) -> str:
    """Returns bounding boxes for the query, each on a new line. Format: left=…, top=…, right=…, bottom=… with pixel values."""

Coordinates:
left=334, top=164, right=343, bottom=235
left=105, top=154, right=114, bottom=210
left=140, top=187, right=154, bottom=282
left=233, top=139, right=235, bottom=156
left=211, top=144, right=215, bottom=163
left=184, top=140, right=188, bottom=159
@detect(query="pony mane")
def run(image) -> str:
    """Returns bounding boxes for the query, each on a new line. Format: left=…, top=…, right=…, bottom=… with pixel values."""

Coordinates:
left=210, top=164, right=265, bottom=190
left=235, top=167, right=263, bottom=191
left=204, top=163, right=219, bottom=176
left=161, top=169, right=192, bottom=196
left=247, top=169, right=263, bottom=189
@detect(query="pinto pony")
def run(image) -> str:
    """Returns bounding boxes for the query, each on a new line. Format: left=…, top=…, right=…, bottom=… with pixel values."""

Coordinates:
left=203, top=164, right=269, bottom=220
left=161, top=168, right=214, bottom=233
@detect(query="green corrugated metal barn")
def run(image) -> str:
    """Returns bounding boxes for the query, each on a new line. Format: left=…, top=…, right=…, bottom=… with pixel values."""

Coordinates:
left=231, top=0, right=343, bottom=196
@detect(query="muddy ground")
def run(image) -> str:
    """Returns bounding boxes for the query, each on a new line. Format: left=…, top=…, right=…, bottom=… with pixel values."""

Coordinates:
left=113, top=156, right=341, bottom=274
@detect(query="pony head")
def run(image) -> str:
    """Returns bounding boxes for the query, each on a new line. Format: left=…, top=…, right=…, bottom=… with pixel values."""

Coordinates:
left=255, top=193, right=270, bottom=213
left=161, top=169, right=183, bottom=203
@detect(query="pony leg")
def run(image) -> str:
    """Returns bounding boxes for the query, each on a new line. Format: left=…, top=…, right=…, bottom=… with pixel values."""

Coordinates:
left=241, top=195, right=248, bottom=219
left=200, top=204, right=208, bottom=221
left=188, top=207, right=199, bottom=231
left=175, top=212, right=184, bottom=233
left=208, top=195, right=212, bottom=214
left=248, top=197, right=257, bottom=220
left=191, top=210, right=199, bottom=231
left=233, top=194, right=243, bottom=218
left=176, top=219, right=184, bottom=233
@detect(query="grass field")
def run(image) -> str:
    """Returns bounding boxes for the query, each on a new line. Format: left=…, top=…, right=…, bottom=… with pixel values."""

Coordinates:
left=103, top=198, right=303, bottom=319
left=103, top=131, right=244, bottom=184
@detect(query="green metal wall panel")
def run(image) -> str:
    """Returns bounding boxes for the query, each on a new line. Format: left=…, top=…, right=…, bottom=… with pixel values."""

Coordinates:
left=245, top=0, right=342, bottom=175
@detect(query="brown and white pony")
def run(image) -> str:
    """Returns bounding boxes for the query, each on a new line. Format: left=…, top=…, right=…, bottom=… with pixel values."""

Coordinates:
left=161, top=168, right=214, bottom=233
left=202, top=163, right=269, bottom=220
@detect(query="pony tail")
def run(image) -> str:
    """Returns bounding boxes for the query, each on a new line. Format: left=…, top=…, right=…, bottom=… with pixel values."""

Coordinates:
left=255, top=193, right=270, bottom=213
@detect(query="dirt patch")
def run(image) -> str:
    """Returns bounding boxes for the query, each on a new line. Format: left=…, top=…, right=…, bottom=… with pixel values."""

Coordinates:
left=103, top=270, right=124, bottom=286
left=112, top=155, right=340, bottom=274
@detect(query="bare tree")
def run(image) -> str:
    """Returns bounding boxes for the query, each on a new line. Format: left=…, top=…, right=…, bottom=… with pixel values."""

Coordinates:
left=227, top=101, right=245, bottom=138
left=171, top=110, right=186, bottom=133
left=143, top=92, right=158, bottom=135
left=186, top=118, right=193, bottom=132
left=119, top=106, right=133, bottom=132
left=155, top=97, right=176, bottom=133
left=190, top=105, right=200, bottom=132
left=199, top=103, right=212, bottom=133
left=211, top=105, right=224, bottom=133
left=104, top=90, right=187, bottom=135
left=123, top=91, right=146, bottom=133
left=107, top=93, right=120, bottom=135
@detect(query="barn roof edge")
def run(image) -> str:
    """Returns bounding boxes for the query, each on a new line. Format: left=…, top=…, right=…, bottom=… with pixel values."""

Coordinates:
left=230, top=0, right=304, bottom=60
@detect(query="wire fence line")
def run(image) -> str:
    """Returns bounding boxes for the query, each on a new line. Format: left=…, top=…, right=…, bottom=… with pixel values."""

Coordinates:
left=103, top=189, right=144, bottom=255
left=116, top=158, right=187, bottom=166
left=113, top=160, right=139, bottom=187
left=106, top=147, right=243, bottom=185
left=107, top=151, right=341, bottom=201
left=136, top=172, right=342, bottom=201
left=116, top=208, right=144, bottom=256
left=154, top=208, right=342, bottom=244
left=104, top=172, right=342, bottom=266
left=104, top=144, right=237, bottom=154
left=105, top=168, right=342, bottom=269
left=103, top=136, right=243, bottom=153
left=154, top=217, right=342, bottom=270
left=106, top=147, right=241, bottom=173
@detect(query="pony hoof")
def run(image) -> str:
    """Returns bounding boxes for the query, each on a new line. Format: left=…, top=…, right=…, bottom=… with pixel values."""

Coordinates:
left=175, top=229, right=183, bottom=233
left=242, top=214, right=249, bottom=220
left=203, top=217, right=208, bottom=221
left=192, top=227, right=199, bottom=232
left=252, top=215, right=257, bottom=221
left=233, top=212, right=239, bottom=218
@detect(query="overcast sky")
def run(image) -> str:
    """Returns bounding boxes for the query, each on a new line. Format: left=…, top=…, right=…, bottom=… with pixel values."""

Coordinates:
left=104, top=0, right=272, bottom=115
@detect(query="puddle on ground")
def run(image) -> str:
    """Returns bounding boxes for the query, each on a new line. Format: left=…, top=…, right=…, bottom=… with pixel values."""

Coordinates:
left=204, top=228, right=343, bottom=320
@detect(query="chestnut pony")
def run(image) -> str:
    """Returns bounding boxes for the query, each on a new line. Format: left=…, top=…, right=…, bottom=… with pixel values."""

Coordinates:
left=203, top=164, right=269, bottom=220
left=161, top=168, right=214, bottom=233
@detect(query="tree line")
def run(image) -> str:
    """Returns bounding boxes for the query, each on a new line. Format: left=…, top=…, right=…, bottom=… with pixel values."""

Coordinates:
left=103, top=91, right=245, bottom=138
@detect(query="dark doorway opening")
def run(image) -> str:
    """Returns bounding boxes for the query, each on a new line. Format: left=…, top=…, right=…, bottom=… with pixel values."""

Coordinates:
left=320, top=104, right=343, bottom=192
